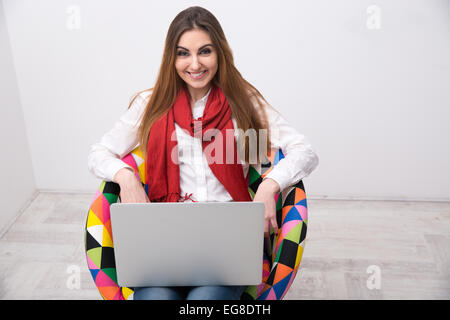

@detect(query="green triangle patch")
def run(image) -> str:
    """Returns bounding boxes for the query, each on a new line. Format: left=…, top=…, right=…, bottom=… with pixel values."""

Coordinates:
left=102, top=268, right=118, bottom=285
left=284, top=223, right=302, bottom=243
left=99, top=181, right=106, bottom=193
left=248, top=166, right=261, bottom=186
left=87, top=247, right=102, bottom=269
left=103, top=193, right=118, bottom=205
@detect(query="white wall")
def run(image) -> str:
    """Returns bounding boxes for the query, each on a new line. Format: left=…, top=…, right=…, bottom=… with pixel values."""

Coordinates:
left=0, top=0, right=36, bottom=235
left=3, top=0, right=450, bottom=201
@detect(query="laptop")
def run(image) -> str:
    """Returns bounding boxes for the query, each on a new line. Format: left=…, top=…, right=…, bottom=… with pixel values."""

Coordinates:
left=110, top=201, right=265, bottom=287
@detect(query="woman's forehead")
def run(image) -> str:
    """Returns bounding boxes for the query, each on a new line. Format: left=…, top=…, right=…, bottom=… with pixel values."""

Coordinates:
left=177, top=29, right=213, bottom=49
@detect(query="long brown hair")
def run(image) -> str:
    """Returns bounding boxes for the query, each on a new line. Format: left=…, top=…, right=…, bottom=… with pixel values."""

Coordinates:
left=130, top=6, right=272, bottom=164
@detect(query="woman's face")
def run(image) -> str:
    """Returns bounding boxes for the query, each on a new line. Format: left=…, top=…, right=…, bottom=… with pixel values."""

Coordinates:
left=175, top=28, right=218, bottom=99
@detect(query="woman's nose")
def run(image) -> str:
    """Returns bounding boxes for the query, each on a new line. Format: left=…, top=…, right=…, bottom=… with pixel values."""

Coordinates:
left=190, top=55, right=201, bottom=70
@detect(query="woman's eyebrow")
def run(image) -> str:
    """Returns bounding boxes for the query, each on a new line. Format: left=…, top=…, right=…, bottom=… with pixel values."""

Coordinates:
left=176, top=44, right=214, bottom=51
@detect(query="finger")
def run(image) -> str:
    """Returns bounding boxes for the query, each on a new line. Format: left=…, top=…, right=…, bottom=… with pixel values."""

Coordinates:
left=271, top=217, right=279, bottom=235
left=264, top=220, right=269, bottom=238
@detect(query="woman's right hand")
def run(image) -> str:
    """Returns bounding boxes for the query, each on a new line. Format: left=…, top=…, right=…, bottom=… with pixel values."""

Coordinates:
left=113, top=167, right=150, bottom=203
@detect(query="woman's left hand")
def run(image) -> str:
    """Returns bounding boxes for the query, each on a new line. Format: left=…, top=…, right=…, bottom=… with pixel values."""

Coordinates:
left=253, top=178, right=280, bottom=238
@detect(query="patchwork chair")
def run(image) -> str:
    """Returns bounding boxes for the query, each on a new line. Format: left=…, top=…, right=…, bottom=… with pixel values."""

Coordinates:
left=85, top=147, right=308, bottom=300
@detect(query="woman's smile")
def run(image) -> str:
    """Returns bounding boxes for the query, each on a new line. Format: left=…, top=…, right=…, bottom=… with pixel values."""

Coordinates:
left=186, top=70, right=208, bottom=80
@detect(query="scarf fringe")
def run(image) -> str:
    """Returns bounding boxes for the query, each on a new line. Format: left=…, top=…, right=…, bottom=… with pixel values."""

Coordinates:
left=150, top=192, right=180, bottom=203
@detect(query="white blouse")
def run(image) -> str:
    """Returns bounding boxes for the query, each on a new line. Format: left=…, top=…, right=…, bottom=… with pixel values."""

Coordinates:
left=87, top=87, right=319, bottom=202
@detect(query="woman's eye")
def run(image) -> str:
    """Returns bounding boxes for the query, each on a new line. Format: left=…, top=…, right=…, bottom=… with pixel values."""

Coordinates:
left=176, top=48, right=211, bottom=56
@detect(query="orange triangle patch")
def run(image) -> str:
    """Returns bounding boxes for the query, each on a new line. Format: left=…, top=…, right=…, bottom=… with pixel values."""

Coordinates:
left=90, top=195, right=105, bottom=223
left=98, top=286, right=120, bottom=300
left=294, top=188, right=306, bottom=204
left=273, top=263, right=293, bottom=285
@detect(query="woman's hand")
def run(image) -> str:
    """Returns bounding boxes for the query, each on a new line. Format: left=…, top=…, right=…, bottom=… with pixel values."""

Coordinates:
left=253, top=178, right=281, bottom=238
left=113, top=168, right=150, bottom=203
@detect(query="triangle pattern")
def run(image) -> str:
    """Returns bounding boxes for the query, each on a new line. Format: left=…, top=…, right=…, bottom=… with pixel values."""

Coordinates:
left=281, top=205, right=293, bottom=223
left=248, top=188, right=256, bottom=199
left=89, top=268, right=100, bottom=281
left=85, top=229, right=102, bottom=251
left=86, top=211, right=103, bottom=228
left=273, top=263, right=294, bottom=285
left=134, top=153, right=144, bottom=167
left=102, top=226, right=114, bottom=247
left=257, top=287, right=270, bottom=300
left=103, top=192, right=118, bottom=206
left=95, top=270, right=118, bottom=287
left=284, top=206, right=302, bottom=223
left=294, top=188, right=306, bottom=203
left=272, top=271, right=293, bottom=299
left=121, top=153, right=136, bottom=169
left=295, top=245, right=304, bottom=269
left=281, top=220, right=300, bottom=240
left=113, top=289, right=125, bottom=300
left=295, top=198, right=307, bottom=209
left=90, top=195, right=105, bottom=224
left=93, top=189, right=102, bottom=200
left=266, top=288, right=277, bottom=300
left=87, top=225, right=103, bottom=246
left=274, top=240, right=284, bottom=263
left=101, top=195, right=111, bottom=222
left=102, top=268, right=118, bottom=285
left=86, top=247, right=102, bottom=269
left=86, top=252, right=100, bottom=270
left=138, top=164, right=146, bottom=184
left=104, top=220, right=113, bottom=241
left=295, top=204, right=307, bottom=221
left=98, top=286, right=120, bottom=300
left=98, top=180, right=106, bottom=193
left=266, top=263, right=277, bottom=286
left=299, top=223, right=307, bottom=243
left=122, top=287, right=134, bottom=300
left=284, top=222, right=302, bottom=244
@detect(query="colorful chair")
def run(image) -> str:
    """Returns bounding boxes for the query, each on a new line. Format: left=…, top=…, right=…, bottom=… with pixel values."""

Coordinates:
left=84, top=147, right=308, bottom=300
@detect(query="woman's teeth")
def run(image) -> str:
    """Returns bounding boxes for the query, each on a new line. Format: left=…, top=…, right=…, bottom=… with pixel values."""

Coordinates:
left=188, top=70, right=207, bottom=79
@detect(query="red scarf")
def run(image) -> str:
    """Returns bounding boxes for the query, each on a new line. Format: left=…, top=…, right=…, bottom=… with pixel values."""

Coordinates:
left=146, top=84, right=252, bottom=203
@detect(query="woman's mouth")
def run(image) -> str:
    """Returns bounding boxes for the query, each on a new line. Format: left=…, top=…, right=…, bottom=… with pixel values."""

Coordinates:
left=187, top=70, right=208, bottom=80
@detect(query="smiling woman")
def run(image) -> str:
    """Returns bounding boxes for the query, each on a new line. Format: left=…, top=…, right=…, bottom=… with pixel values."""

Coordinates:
left=133, top=6, right=274, bottom=168
left=87, top=5, right=319, bottom=301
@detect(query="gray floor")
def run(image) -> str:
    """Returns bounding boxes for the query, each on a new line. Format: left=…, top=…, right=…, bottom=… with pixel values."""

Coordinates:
left=0, top=192, right=449, bottom=299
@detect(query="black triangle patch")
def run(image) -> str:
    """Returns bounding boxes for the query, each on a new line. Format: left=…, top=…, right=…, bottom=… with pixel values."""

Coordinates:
left=85, top=230, right=101, bottom=251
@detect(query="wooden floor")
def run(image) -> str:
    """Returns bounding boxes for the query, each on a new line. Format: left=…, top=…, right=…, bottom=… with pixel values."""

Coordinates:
left=0, top=192, right=449, bottom=300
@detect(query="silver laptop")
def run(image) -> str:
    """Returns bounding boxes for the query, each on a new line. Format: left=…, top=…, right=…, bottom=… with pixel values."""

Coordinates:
left=110, top=201, right=265, bottom=287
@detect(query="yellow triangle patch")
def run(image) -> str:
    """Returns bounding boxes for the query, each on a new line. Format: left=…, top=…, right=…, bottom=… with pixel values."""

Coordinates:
left=102, top=226, right=114, bottom=247
left=87, top=210, right=103, bottom=228
left=122, top=287, right=134, bottom=300
left=295, top=244, right=304, bottom=268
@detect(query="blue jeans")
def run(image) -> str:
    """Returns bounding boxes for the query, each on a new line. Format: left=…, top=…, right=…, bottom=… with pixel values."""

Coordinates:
left=133, top=285, right=247, bottom=300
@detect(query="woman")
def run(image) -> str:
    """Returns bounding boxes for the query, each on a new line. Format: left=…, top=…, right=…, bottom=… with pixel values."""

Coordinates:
left=88, top=6, right=319, bottom=300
